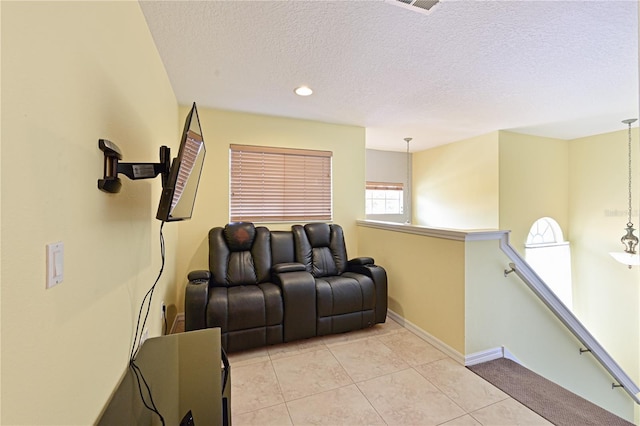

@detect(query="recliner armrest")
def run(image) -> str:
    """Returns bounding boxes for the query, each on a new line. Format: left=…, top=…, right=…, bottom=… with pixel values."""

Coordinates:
left=348, top=257, right=375, bottom=266
left=187, top=270, right=211, bottom=283
left=272, top=262, right=306, bottom=274
left=346, top=261, right=388, bottom=324
left=185, top=271, right=211, bottom=331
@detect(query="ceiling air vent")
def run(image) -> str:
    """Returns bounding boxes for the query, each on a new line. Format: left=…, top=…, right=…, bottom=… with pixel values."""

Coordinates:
left=386, top=0, right=440, bottom=15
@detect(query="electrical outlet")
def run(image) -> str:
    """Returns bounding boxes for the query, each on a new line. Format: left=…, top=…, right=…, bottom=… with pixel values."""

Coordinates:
left=141, top=328, right=149, bottom=345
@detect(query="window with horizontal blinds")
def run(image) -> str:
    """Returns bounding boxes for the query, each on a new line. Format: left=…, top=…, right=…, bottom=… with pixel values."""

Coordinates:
left=365, top=181, right=404, bottom=214
left=230, top=144, right=332, bottom=222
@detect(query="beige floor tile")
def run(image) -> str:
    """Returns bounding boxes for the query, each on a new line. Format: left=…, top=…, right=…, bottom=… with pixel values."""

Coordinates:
left=316, top=317, right=402, bottom=347
left=226, top=323, right=551, bottom=426
left=357, top=368, right=466, bottom=425
left=268, top=336, right=327, bottom=361
left=272, top=348, right=353, bottom=401
left=470, top=398, right=553, bottom=425
left=287, top=384, right=386, bottom=425
left=227, top=346, right=270, bottom=367
left=231, top=359, right=284, bottom=415
left=233, top=403, right=293, bottom=426
left=415, top=358, right=508, bottom=412
left=320, top=326, right=380, bottom=347
left=329, top=337, right=409, bottom=382
left=370, top=317, right=404, bottom=335
left=378, top=329, right=448, bottom=366
left=441, top=414, right=483, bottom=426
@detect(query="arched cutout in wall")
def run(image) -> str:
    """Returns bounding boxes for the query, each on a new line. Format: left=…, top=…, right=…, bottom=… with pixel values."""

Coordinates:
left=525, top=217, right=573, bottom=309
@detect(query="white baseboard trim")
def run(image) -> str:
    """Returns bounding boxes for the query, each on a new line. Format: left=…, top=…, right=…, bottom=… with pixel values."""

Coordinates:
left=465, top=347, right=504, bottom=366
left=170, top=312, right=185, bottom=334
left=465, top=346, right=522, bottom=366
left=387, top=309, right=522, bottom=368
left=387, top=309, right=465, bottom=365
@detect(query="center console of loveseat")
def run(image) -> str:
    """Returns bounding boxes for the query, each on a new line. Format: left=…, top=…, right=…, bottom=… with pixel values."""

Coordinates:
left=185, top=222, right=388, bottom=353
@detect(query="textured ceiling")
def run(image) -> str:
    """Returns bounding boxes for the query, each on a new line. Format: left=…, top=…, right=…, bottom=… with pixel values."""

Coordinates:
left=139, top=0, right=639, bottom=152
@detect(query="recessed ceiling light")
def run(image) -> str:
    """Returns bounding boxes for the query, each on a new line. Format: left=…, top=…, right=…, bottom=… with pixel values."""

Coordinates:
left=294, top=86, right=313, bottom=96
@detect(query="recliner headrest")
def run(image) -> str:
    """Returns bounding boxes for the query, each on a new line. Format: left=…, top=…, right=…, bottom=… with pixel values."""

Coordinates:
left=224, top=222, right=256, bottom=251
left=304, top=223, right=331, bottom=247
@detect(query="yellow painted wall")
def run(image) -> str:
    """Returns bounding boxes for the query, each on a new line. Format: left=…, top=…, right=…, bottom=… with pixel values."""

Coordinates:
left=498, top=131, right=569, bottom=253
left=0, top=2, right=4, bottom=420
left=413, top=132, right=500, bottom=229
left=172, top=108, right=366, bottom=309
left=2, top=2, right=177, bottom=424
left=568, top=129, right=640, bottom=383
left=356, top=226, right=466, bottom=353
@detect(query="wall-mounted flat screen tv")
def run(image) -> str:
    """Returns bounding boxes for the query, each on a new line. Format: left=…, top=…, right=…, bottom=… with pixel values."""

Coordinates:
left=156, top=103, right=206, bottom=222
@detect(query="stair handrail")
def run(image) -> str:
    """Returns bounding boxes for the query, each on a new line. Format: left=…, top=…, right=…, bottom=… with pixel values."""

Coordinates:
left=499, top=233, right=640, bottom=404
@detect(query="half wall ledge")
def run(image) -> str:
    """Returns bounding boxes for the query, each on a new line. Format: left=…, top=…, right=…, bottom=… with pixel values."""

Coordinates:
left=356, top=219, right=509, bottom=242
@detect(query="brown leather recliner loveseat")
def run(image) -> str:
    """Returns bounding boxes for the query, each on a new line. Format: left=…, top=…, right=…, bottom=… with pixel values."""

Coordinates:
left=184, top=222, right=388, bottom=352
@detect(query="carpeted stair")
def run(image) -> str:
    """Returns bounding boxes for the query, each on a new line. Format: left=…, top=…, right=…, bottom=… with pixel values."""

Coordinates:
left=468, top=358, right=633, bottom=426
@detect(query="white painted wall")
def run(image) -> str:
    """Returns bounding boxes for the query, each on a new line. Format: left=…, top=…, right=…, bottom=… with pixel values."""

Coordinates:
left=525, top=243, right=573, bottom=310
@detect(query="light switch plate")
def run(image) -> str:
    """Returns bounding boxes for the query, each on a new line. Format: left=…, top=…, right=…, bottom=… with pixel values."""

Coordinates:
left=46, top=241, right=64, bottom=289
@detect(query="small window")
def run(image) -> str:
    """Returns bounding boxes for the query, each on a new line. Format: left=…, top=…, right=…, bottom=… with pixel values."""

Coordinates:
left=366, top=182, right=404, bottom=215
left=526, top=217, right=564, bottom=246
left=230, top=144, right=332, bottom=222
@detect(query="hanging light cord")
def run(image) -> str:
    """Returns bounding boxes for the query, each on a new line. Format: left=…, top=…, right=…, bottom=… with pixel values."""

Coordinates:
left=628, top=120, right=633, bottom=227
left=624, top=118, right=638, bottom=228
left=610, top=119, right=638, bottom=266
left=404, top=137, right=412, bottom=223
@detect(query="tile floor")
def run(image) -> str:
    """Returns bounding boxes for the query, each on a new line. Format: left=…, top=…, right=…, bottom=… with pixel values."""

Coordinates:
left=228, top=318, right=553, bottom=425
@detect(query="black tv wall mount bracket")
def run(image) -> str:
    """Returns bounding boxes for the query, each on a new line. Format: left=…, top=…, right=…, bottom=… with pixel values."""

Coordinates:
left=98, top=139, right=170, bottom=194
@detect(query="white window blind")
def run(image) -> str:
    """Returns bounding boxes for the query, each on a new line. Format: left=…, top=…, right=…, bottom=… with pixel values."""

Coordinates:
left=230, top=144, right=332, bottom=222
left=366, top=182, right=404, bottom=191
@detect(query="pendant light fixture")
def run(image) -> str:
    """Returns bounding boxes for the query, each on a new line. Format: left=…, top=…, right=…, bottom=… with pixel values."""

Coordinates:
left=610, top=118, right=639, bottom=268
